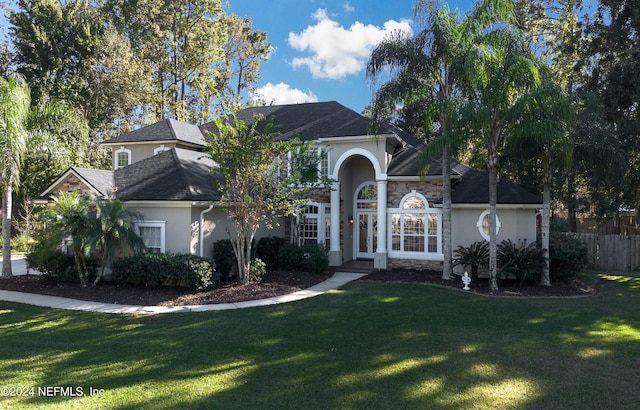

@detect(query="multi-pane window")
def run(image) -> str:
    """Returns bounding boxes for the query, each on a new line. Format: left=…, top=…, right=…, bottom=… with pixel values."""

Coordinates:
left=115, top=147, right=131, bottom=169
left=299, top=203, right=330, bottom=247
left=318, top=147, right=329, bottom=182
left=389, top=191, right=442, bottom=257
left=135, top=221, right=166, bottom=253
left=357, top=183, right=377, bottom=209
left=300, top=205, right=319, bottom=245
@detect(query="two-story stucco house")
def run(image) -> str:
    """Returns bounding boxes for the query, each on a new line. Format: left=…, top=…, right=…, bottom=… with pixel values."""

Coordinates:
left=40, top=101, right=541, bottom=272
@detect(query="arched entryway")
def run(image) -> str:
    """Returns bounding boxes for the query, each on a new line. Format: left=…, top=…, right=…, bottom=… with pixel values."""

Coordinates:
left=328, top=148, right=388, bottom=269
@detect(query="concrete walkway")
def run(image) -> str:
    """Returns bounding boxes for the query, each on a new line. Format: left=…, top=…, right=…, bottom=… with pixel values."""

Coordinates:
left=0, top=257, right=366, bottom=314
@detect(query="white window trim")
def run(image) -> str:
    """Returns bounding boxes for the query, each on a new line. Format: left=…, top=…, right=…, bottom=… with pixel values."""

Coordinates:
left=298, top=202, right=331, bottom=247
left=317, top=146, right=330, bottom=185
left=135, top=220, right=166, bottom=253
left=154, top=145, right=171, bottom=155
left=387, top=190, right=443, bottom=260
left=477, top=210, right=501, bottom=241
left=114, top=146, right=132, bottom=170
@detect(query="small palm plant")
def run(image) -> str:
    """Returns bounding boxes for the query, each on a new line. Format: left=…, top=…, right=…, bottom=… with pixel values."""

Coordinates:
left=91, top=199, right=146, bottom=285
left=452, top=241, right=489, bottom=282
left=37, top=193, right=146, bottom=286
left=497, top=239, right=547, bottom=285
left=39, top=191, right=96, bottom=286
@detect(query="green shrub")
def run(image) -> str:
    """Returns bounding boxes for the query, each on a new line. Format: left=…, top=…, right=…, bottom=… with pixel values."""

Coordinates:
left=278, top=243, right=306, bottom=271
left=250, top=258, right=266, bottom=283
left=12, top=234, right=36, bottom=254
left=498, top=239, right=546, bottom=285
left=453, top=241, right=489, bottom=281
left=304, top=242, right=329, bottom=274
left=111, top=253, right=218, bottom=290
left=26, top=250, right=98, bottom=283
left=213, top=239, right=237, bottom=281
left=549, top=231, right=589, bottom=282
left=256, top=236, right=287, bottom=269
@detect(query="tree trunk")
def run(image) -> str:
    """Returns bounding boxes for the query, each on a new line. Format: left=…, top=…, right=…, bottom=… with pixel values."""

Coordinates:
left=488, top=163, right=499, bottom=293
left=442, top=147, right=453, bottom=280
left=566, top=171, right=577, bottom=232
left=2, top=186, right=13, bottom=278
left=74, top=252, right=87, bottom=286
left=541, top=163, right=552, bottom=286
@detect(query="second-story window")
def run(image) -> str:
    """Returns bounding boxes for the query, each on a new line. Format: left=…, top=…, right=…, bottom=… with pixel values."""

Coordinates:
left=115, top=147, right=132, bottom=169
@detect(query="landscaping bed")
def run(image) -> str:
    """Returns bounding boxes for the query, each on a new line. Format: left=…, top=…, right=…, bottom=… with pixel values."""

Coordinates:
left=0, top=268, right=593, bottom=306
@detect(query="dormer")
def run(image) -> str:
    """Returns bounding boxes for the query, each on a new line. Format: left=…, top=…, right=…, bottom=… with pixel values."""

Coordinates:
left=102, top=119, right=208, bottom=170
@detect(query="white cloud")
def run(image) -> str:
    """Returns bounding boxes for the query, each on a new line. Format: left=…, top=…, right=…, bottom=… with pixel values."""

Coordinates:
left=250, top=82, right=319, bottom=105
left=288, top=8, right=412, bottom=80
left=343, top=2, right=355, bottom=13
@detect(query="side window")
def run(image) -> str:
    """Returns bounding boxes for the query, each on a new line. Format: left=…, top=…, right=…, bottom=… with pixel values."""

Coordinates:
left=477, top=210, right=501, bottom=241
left=135, top=221, right=166, bottom=253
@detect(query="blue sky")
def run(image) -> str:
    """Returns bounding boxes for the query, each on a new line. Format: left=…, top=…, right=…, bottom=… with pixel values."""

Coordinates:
left=227, top=0, right=475, bottom=113
left=0, top=0, right=475, bottom=114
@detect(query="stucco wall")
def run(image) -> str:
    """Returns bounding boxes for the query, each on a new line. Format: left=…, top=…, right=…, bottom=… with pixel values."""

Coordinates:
left=451, top=207, right=537, bottom=247
left=198, top=207, right=286, bottom=259
left=129, top=204, right=194, bottom=254
left=111, top=143, right=178, bottom=169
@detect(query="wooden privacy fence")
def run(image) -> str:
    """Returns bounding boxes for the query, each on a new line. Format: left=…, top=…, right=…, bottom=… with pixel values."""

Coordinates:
left=576, top=233, right=640, bottom=272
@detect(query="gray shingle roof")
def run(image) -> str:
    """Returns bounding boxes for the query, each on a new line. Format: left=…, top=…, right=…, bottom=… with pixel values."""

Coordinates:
left=114, top=148, right=219, bottom=201
left=70, top=167, right=115, bottom=197
left=200, top=101, right=402, bottom=141
left=104, top=119, right=207, bottom=148
left=451, top=164, right=541, bottom=204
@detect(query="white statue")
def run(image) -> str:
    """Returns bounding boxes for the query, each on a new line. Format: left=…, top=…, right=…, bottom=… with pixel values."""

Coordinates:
left=462, top=271, right=471, bottom=291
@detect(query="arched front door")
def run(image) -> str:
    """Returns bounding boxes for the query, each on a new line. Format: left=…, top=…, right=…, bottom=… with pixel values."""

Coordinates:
left=355, top=182, right=377, bottom=259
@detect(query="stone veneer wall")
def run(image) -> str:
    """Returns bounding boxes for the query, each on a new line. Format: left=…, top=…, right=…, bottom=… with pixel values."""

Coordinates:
left=388, top=258, right=443, bottom=271
left=386, top=180, right=443, bottom=207
left=53, top=175, right=92, bottom=196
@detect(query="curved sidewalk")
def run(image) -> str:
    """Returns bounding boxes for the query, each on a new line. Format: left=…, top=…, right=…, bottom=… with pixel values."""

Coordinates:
left=0, top=272, right=367, bottom=314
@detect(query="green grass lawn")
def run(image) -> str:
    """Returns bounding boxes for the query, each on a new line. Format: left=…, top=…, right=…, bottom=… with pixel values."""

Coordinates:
left=1, top=272, right=639, bottom=409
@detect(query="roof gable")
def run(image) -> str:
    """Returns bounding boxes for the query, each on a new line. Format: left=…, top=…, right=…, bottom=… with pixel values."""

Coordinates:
left=39, top=167, right=114, bottom=199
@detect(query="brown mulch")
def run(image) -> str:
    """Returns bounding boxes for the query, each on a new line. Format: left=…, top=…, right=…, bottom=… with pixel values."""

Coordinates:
left=360, top=269, right=595, bottom=298
left=0, top=268, right=593, bottom=307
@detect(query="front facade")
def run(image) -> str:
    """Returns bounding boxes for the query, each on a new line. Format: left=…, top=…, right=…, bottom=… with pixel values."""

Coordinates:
left=40, top=101, right=541, bottom=272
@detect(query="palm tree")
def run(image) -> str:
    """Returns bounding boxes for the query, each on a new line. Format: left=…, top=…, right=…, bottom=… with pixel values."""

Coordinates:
left=507, top=77, right=574, bottom=286
left=0, top=75, right=89, bottom=278
left=367, top=0, right=514, bottom=281
left=41, top=191, right=96, bottom=286
left=91, top=199, right=145, bottom=285
left=463, top=28, right=540, bottom=292
left=0, top=74, right=30, bottom=278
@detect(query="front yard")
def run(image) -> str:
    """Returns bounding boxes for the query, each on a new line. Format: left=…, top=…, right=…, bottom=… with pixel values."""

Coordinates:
left=1, top=271, right=639, bottom=409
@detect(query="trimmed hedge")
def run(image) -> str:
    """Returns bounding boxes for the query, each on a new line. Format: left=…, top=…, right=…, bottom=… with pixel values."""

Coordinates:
left=256, top=236, right=287, bottom=269
left=26, top=250, right=98, bottom=283
left=549, top=231, right=589, bottom=282
left=304, top=243, right=329, bottom=274
left=212, top=239, right=237, bottom=281
left=111, top=253, right=218, bottom=290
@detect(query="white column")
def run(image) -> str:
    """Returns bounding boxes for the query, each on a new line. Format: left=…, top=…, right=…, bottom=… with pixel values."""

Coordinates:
left=330, top=181, right=340, bottom=252
left=329, top=181, right=342, bottom=266
left=376, top=179, right=387, bottom=253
